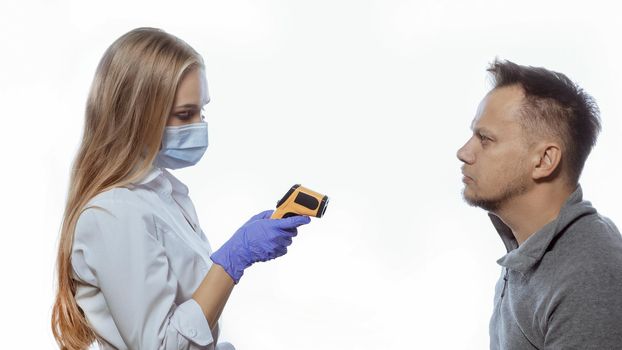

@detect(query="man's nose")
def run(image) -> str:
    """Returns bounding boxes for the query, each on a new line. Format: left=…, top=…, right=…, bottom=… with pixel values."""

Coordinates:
left=457, top=140, right=475, bottom=164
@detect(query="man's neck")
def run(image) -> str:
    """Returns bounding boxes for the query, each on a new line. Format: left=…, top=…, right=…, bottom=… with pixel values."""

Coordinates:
left=492, top=184, right=574, bottom=245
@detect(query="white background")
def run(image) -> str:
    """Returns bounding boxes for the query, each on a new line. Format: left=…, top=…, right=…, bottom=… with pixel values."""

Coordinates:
left=1, top=0, right=621, bottom=349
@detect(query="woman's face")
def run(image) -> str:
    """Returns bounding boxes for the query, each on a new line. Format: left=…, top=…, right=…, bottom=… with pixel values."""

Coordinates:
left=167, top=68, right=209, bottom=126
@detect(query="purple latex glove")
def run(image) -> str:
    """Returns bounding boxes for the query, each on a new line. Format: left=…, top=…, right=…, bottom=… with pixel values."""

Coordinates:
left=210, top=210, right=311, bottom=284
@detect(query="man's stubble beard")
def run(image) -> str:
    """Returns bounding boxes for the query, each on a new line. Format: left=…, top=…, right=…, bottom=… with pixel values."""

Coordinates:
left=463, top=171, right=530, bottom=212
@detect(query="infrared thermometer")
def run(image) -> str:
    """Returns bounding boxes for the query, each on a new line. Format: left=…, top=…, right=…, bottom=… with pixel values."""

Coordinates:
left=271, top=184, right=329, bottom=219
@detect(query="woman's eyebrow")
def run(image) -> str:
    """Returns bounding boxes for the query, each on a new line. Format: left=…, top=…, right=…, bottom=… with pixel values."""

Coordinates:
left=173, top=103, right=201, bottom=109
left=173, top=99, right=209, bottom=109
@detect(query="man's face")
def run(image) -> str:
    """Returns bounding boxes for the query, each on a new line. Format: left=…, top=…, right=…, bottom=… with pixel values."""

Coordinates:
left=457, top=85, right=533, bottom=212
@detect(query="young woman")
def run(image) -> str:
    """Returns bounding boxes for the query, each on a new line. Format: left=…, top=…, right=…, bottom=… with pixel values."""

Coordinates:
left=51, top=27, right=310, bottom=350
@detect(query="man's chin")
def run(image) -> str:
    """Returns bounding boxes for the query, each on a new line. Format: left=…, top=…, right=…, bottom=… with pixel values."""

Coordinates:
left=463, top=194, right=479, bottom=208
left=461, top=188, right=477, bottom=205
left=462, top=191, right=499, bottom=212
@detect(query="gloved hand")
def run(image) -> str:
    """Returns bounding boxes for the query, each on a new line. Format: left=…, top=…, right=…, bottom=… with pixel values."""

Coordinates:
left=210, top=210, right=311, bottom=284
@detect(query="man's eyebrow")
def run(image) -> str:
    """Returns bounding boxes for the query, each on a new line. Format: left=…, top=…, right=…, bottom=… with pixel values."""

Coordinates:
left=473, top=126, right=495, bottom=137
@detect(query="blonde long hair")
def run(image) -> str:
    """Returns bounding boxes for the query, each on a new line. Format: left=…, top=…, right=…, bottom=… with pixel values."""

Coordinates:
left=51, top=27, right=204, bottom=349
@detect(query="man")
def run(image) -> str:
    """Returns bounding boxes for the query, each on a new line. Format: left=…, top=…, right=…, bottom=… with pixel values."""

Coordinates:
left=457, top=59, right=622, bottom=349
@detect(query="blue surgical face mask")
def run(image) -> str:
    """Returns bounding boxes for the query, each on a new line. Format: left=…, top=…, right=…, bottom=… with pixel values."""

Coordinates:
left=154, top=121, right=209, bottom=169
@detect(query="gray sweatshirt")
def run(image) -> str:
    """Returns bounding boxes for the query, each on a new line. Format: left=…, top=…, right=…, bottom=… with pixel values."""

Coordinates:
left=488, top=185, right=622, bottom=349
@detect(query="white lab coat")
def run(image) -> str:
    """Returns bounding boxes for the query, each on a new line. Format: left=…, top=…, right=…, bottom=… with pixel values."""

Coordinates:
left=71, top=165, right=234, bottom=350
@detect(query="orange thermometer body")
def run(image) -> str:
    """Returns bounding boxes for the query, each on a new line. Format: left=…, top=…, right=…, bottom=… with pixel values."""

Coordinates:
left=271, top=184, right=329, bottom=219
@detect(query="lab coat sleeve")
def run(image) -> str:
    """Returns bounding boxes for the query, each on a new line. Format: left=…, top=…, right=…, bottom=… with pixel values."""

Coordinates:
left=71, top=199, right=214, bottom=349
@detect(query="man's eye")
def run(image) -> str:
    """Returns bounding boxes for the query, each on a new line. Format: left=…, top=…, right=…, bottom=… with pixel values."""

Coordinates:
left=478, top=134, right=490, bottom=143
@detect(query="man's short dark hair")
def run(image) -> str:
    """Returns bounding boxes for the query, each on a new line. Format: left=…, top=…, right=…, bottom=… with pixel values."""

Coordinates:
left=487, top=58, right=601, bottom=185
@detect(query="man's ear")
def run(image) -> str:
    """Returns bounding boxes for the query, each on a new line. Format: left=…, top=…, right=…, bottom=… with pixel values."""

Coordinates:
left=532, top=143, right=562, bottom=180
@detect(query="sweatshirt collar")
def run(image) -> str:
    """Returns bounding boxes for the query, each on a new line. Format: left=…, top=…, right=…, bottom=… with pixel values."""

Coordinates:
left=490, top=185, right=596, bottom=273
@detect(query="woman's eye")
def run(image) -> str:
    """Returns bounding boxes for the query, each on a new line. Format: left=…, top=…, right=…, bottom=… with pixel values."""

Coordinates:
left=176, top=111, right=193, bottom=119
